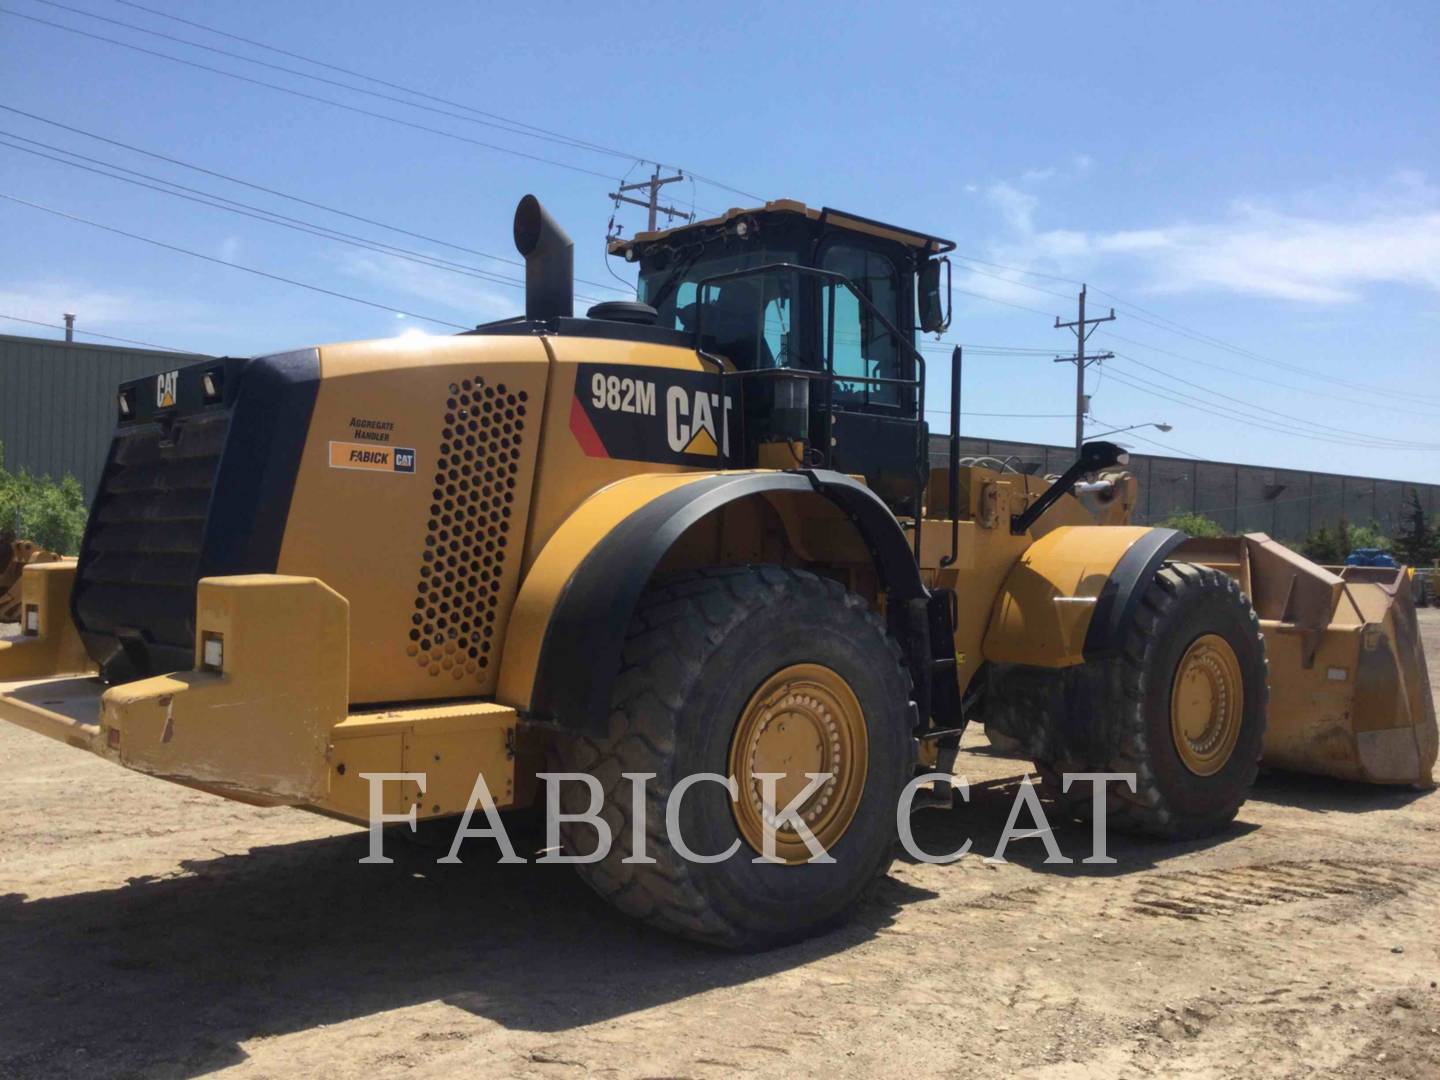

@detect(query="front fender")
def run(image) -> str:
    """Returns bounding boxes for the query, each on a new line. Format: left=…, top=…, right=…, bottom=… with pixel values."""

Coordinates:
left=982, top=525, right=1185, bottom=667
left=497, top=469, right=926, bottom=734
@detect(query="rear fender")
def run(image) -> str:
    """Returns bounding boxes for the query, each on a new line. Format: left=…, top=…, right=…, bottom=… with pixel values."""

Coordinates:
left=497, top=469, right=928, bottom=734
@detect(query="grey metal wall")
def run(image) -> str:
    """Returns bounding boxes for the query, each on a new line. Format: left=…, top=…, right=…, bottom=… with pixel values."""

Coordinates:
left=930, top=434, right=1439, bottom=541
left=0, top=333, right=205, bottom=497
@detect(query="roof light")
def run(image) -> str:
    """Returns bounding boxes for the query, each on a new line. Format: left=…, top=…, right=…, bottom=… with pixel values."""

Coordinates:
left=202, top=368, right=223, bottom=402
left=23, top=605, right=39, bottom=636
left=117, top=388, right=134, bottom=420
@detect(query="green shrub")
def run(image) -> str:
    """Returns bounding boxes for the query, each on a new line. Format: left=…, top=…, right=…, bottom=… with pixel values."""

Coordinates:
left=1392, top=489, right=1439, bottom=568
left=1299, top=518, right=1391, bottom=565
left=0, top=442, right=88, bottom=555
left=1157, top=511, right=1226, bottom=538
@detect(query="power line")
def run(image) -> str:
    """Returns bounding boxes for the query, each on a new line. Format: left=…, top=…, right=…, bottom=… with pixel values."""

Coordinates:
left=110, top=0, right=763, bottom=203
left=925, top=341, right=1057, bottom=354
left=952, top=258, right=1078, bottom=302
left=925, top=410, right=1073, bottom=419
left=1109, top=352, right=1440, bottom=449
left=1096, top=327, right=1440, bottom=419
left=28, top=0, right=633, bottom=159
left=10, top=2, right=1427, bottom=427
left=0, top=135, right=522, bottom=288
left=0, top=311, right=197, bottom=352
left=109, top=0, right=636, bottom=158
left=948, top=250, right=1440, bottom=408
left=0, top=191, right=473, bottom=330
left=949, top=251, right=1084, bottom=287
left=17, top=0, right=749, bottom=209
left=0, top=8, right=628, bottom=181
left=1101, top=368, right=1437, bottom=450
left=1096, top=294, right=1440, bottom=407
left=1085, top=415, right=1203, bottom=459
left=0, top=105, right=625, bottom=292
left=1103, top=368, right=1398, bottom=449
left=0, top=132, right=608, bottom=304
left=952, top=286, right=1059, bottom=319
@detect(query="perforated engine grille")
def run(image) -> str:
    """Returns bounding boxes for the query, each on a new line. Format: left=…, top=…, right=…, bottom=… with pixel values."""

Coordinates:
left=409, top=375, right=528, bottom=681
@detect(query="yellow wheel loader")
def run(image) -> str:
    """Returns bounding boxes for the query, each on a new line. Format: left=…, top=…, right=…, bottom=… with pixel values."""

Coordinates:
left=0, top=196, right=1432, bottom=949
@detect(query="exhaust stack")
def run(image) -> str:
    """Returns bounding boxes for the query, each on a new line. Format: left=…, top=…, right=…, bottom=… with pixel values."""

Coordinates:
left=513, top=194, right=573, bottom=321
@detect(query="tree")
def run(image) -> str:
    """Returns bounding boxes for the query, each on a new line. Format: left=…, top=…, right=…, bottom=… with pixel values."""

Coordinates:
left=1301, top=524, right=1342, bottom=563
left=0, top=442, right=89, bottom=555
left=1392, top=488, right=1438, bottom=568
left=1158, top=511, right=1226, bottom=538
left=1300, top=517, right=1392, bottom=565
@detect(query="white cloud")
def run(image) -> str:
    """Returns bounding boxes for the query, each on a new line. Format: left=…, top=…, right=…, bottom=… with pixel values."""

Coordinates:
left=987, top=181, right=1039, bottom=234
left=332, top=251, right=518, bottom=325
left=971, top=171, right=1440, bottom=305
left=1019, top=167, right=1056, bottom=184
left=0, top=278, right=212, bottom=332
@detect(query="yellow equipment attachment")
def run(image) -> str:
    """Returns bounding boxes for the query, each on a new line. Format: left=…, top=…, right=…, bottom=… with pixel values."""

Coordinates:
left=1178, top=533, right=1438, bottom=786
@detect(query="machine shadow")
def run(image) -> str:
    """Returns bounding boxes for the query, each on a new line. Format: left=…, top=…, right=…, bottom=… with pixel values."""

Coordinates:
left=0, top=827, right=934, bottom=1078
left=1250, top=767, right=1434, bottom=814
left=901, top=770, right=1256, bottom=879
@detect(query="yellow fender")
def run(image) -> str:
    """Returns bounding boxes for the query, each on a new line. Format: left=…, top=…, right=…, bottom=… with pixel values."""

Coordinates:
left=983, top=525, right=1185, bottom=668
left=498, top=468, right=930, bottom=733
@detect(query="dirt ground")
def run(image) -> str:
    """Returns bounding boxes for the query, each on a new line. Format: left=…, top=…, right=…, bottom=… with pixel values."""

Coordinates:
left=3, top=616, right=1440, bottom=1080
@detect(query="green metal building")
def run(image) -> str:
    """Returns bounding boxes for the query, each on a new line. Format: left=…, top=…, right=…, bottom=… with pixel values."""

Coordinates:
left=0, top=331, right=205, bottom=497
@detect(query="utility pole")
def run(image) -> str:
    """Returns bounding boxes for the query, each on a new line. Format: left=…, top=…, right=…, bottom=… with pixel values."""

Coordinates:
left=1054, top=284, right=1115, bottom=450
left=609, top=165, right=692, bottom=232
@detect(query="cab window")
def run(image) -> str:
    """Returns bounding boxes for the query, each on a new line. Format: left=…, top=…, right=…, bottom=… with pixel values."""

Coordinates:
left=819, top=244, right=902, bottom=407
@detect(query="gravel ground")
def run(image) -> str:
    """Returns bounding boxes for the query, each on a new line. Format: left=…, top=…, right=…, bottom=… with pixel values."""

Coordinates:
left=2, top=615, right=1439, bottom=1078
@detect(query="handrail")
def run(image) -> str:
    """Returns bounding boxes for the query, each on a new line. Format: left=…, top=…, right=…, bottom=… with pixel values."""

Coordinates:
left=940, top=346, right=961, bottom=568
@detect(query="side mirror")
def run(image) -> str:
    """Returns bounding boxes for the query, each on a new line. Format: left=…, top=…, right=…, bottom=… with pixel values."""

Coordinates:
left=918, top=256, right=951, bottom=333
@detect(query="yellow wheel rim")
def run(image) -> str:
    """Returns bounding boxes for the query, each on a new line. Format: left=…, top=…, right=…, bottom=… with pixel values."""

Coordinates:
left=1170, top=633, right=1244, bottom=777
left=728, top=663, right=869, bottom=864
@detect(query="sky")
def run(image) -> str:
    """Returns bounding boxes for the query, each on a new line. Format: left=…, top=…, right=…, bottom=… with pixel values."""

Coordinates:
left=2, top=0, right=1438, bottom=481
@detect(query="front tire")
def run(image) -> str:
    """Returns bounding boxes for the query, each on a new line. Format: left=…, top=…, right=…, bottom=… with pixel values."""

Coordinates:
left=553, top=565, right=915, bottom=950
left=1037, top=562, right=1268, bottom=839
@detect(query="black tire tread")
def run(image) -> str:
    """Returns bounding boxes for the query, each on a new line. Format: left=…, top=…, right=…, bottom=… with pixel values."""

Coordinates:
left=554, top=565, right=910, bottom=949
left=1037, top=562, right=1269, bottom=839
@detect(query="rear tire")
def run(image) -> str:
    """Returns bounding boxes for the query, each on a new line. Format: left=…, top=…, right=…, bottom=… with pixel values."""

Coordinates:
left=553, top=565, right=915, bottom=950
left=1036, top=562, right=1268, bottom=839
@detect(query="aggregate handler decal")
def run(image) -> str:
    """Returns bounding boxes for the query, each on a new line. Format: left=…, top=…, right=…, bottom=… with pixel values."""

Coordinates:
left=328, top=441, right=416, bottom=474
left=572, top=363, right=736, bottom=465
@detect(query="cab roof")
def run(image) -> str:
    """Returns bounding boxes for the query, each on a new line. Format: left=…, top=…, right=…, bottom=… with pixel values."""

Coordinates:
left=606, top=198, right=956, bottom=260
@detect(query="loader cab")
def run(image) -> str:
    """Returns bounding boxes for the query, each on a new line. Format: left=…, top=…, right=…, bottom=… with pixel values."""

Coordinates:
left=614, top=201, right=954, bottom=509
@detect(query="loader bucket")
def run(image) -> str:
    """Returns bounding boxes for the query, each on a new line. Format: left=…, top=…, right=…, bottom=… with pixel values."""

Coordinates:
left=1177, top=534, right=1438, bottom=786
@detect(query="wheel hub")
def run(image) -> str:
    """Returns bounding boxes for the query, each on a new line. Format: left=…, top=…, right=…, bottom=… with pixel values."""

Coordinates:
left=729, top=663, right=868, bottom=864
left=1170, top=633, right=1244, bottom=777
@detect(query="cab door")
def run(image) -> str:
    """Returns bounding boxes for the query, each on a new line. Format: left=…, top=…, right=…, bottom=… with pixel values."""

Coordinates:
left=814, top=238, right=925, bottom=511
